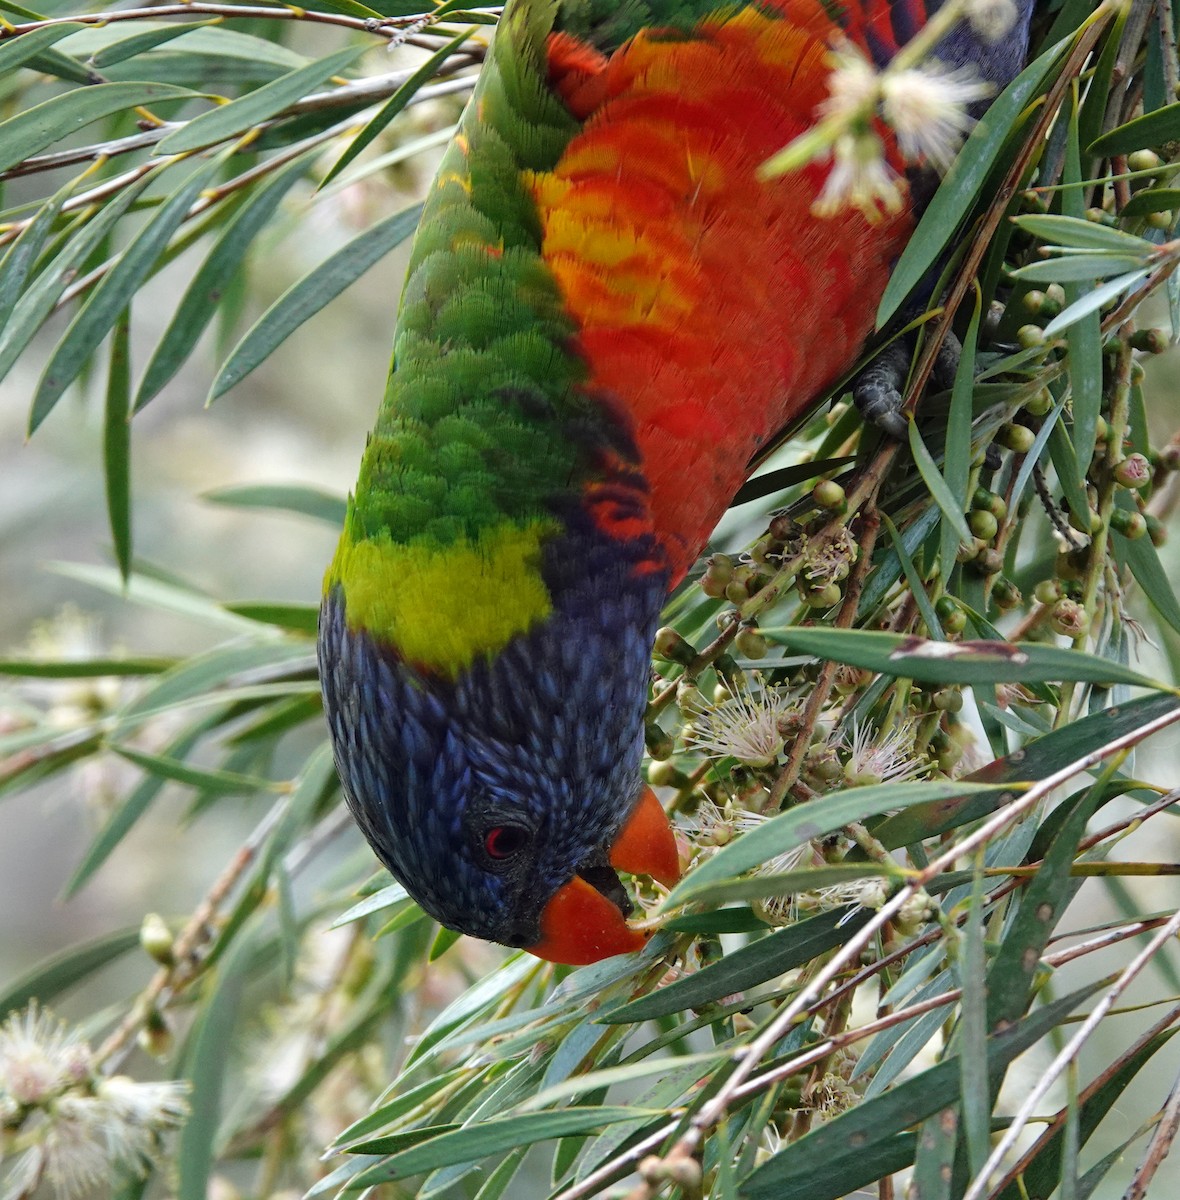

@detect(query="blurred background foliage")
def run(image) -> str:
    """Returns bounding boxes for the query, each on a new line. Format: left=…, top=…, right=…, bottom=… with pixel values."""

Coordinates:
left=3, top=1, right=1180, bottom=1198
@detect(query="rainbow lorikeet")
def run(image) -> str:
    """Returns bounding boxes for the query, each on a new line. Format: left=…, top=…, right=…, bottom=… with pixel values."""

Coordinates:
left=319, top=0, right=1034, bottom=964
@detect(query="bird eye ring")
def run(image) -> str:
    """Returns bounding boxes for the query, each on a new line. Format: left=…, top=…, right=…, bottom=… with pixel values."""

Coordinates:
left=484, top=824, right=530, bottom=861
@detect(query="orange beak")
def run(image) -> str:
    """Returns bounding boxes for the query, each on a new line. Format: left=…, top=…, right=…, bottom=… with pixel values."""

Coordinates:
left=528, top=788, right=682, bottom=965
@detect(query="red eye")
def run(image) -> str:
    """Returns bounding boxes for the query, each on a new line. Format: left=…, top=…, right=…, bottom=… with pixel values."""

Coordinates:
left=484, top=825, right=529, bottom=860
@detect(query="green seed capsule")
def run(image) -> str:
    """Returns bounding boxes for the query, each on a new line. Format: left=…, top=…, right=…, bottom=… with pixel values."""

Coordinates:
left=935, top=595, right=959, bottom=620
left=973, top=548, right=1004, bottom=575
left=734, top=627, right=768, bottom=659
left=1128, top=148, right=1163, bottom=174
left=648, top=759, right=687, bottom=788
left=999, top=423, right=1036, bottom=453
left=1034, top=578, right=1062, bottom=605
left=654, top=627, right=694, bottom=663
left=1110, top=508, right=1147, bottom=539
left=969, top=509, right=999, bottom=540
left=1017, top=324, right=1047, bottom=349
left=813, top=479, right=847, bottom=509
left=1024, top=386, right=1054, bottom=417
left=1147, top=209, right=1174, bottom=229
left=1146, top=513, right=1167, bottom=547
left=942, top=606, right=967, bottom=634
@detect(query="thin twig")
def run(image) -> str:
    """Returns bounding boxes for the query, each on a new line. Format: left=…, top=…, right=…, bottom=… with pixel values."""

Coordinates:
left=94, top=798, right=289, bottom=1068
left=1122, top=1047, right=1180, bottom=1200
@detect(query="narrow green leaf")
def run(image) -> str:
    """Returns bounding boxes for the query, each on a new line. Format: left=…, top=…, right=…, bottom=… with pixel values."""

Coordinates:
left=47, top=562, right=269, bottom=636
left=1113, top=494, right=1180, bottom=636
left=959, top=855, right=991, bottom=1179
left=331, top=883, right=411, bottom=929
left=908, top=421, right=972, bottom=544
left=663, top=907, right=767, bottom=935
left=320, top=27, right=476, bottom=188
left=110, top=743, right=281, bottom=796
left=352, top=1108, right=660, bottom=1185
left=0, top=657, right=171, bottom=678
left=104, top=310, right=132, bottom=581
left=1010, top=253, right=1148, bottom=283
left=1011, top=214, right=1153, bottom=254
left=520, top=1052, right=722, bottom=1114
left=602, top=908, right=874, bottom=1023
left=1062, top=94, right=1103, bottom=474
left=209, top=203, right=423, bottom=400
left=941, top=296, right=981, bottom=577
left=178, top=919, right=261, bottom=1200
left=135, top=156, right=311, bottom=412
left=1088, top=99, right=1180, bottom=156
left=292, top=0, right=382, bottom=18
left=0, top=170, right=80, bottom=322
left=0, top=83, right=194, bottom=175
left=1047, top=419, right=1091, bottom=529
left=910, top=1110, right=958, bottom=1200
left=878, top=36, right=1069, bottom=324
left=202, top=482, right=346, bottom=525
left=157, top=44, right=367, bottom=155
left=884, top=514, right=943, bottom=637
left=669, top=781, right=996, bottom=905
left=732, top=457, right=856, bottom=506
left=1121, top=187, right=1180, bottom=218
left=0, top=173, right=158, bottom=388
left=473, top=1148, right=528, bottom=1200
left=222, top=602, right=318, bottom=635
left=429, top=925, right=462, bottom=961
left=0, top=22, right=87, bottom=75
left=30, top=157, right=223, bottom=435
left=762, top=627, right=1167, bottom=690
left=0, top=929, right=140, bottom=1016
left=90, top=20, right=219, bottom=68
left=1043, top=268, right=1151, bottom=337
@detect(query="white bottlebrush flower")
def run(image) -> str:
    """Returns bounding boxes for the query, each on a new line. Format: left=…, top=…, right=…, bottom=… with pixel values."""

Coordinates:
left=3, top=1100, right=109, bottom=1200
left=881, top=62, right=993, bottom=171
left=813, top=131, right=905, bottom=221
left=0, top=1006, right=189, bottom=1200
left=0, top=1004, right=91, bottom=1106
left=819, top=39, right=881, bottom=123
left=685, top=684, right=797, bottom=767
left=838, top=719, right=926, bottom=786
left=967, top=0, right=1019, bottom=41
left=95, top=1076, right=190, bottom=1168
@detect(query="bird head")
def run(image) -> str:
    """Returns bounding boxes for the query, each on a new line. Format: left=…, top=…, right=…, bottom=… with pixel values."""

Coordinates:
left=318, top=570, right=681, bottom=965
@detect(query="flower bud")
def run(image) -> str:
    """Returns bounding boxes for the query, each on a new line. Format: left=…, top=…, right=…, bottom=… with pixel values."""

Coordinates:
left=1050, top=598, right=1088, bottom=638
left=140, top=912, right=175, bottom=967
left=1114, top=453, right=1151, bottom=489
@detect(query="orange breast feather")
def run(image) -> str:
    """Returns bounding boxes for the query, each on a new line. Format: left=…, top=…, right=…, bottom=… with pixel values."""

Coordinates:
left=532, top=4, right=913, bottom=582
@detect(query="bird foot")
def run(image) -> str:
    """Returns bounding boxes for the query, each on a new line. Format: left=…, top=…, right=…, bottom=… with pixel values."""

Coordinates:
left=852, top=329, right=963, bottom=439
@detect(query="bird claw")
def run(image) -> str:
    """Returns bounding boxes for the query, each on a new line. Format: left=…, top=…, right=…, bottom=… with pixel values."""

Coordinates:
left=852, top=328, right=964, bottom=440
